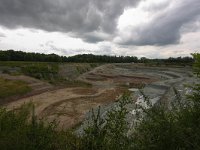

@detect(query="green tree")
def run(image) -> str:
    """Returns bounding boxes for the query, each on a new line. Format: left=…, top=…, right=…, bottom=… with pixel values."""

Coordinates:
left=192, top=53, right=200, bottom=77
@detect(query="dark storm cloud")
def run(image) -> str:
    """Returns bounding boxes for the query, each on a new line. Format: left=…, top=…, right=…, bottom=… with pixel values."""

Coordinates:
left=0, top=0, right=139, bottom=43
left=118, top=0, right=200, bottom=46
left=82, top=34, right=106, bottom=43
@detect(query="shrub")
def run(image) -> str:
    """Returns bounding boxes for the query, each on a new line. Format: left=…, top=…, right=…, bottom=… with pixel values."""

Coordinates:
left=21, top=63, right=59, bottom=81
left=80, top=93, right=133, bottom=150
left=0, top=104, right=76, bottom=150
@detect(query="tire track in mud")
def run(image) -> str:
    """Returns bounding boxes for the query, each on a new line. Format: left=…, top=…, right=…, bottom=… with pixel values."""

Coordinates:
left=39, top=88, right=126, bottom=129
left=40, top=89, right=108, bottom=116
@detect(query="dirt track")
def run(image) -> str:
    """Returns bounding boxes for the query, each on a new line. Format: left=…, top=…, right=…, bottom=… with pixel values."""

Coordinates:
left=6, top=86, right=128, bottom=129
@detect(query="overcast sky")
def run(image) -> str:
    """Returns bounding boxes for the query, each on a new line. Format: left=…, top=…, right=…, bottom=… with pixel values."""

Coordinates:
left=0, top=0, right=199, bottom=58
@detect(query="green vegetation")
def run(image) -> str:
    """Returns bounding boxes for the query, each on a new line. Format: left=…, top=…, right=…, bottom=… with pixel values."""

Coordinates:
left=67, top=54, right=139, bottom=63
left=192, top=53, right=200, bottom=77
left=0, top=50, right=63, bottom=62
left=0, top=61, right=60, bottom=83
left=0, top=61, right=94, bottom=86
left=0, top=61, right=41, bottom=67
left=21, top=63, right=93, bottom=86
left=0, top=77, right=31, bottom=99
left=0, top=50, right=194, bottom=64
left=0, top=104, right=71, bottom=150
left=81, top=93, right=133, bottom=150
left=131, top=86, right=200, bottom=149
left=21, top=63, right=59, bottom=81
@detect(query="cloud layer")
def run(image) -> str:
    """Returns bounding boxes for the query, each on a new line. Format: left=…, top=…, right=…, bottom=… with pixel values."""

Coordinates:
left=116, top=0, right=200, bottom=46
left=0, top=0, right=139, bottom=43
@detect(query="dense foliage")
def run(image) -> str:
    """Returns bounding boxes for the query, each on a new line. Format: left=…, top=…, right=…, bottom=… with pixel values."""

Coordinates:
left=0, top=50, right=194, bottom=64
left=66, top=54, right=138, bottom=63
left=0, top=104, right=71, bottom=150
left=0, top=50, right=63, bottom=62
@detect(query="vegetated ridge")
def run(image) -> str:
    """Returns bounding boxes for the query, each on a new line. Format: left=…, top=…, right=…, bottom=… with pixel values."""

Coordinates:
left=0, top=50, right=194, bottom=64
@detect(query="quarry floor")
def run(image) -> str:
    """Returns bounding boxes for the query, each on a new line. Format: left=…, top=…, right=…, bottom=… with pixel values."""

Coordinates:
left=4, top=64, right=195, bottom=129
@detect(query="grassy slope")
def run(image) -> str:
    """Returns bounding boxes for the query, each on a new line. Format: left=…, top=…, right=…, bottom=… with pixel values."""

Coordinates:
left=0, top=61, right=99, bottom=86
left=0, top=77, right=31, bottom=99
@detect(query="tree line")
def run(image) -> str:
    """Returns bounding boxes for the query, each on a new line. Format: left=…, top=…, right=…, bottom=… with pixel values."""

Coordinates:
left=0, top=50, right=194, bottom=64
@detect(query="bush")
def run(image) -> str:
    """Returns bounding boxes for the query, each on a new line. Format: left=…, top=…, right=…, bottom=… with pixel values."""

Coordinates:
left=131, top=85, right=200, bottom=150
left=80, top=93, right=133, bottom=150
left=0, top=104, right=77, bottom=150
left=21, top=63, right=59, bottom=81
